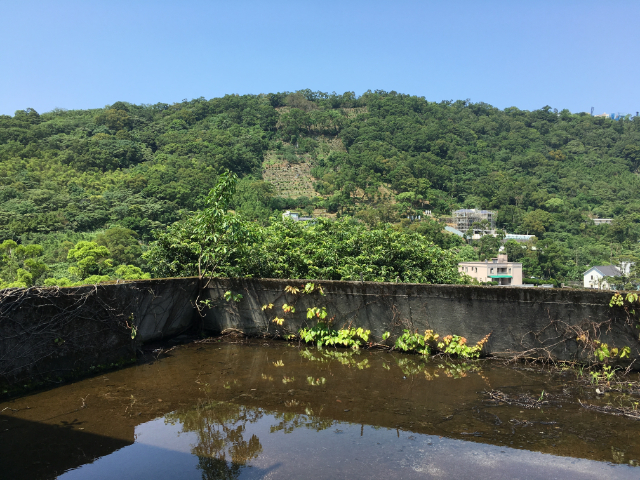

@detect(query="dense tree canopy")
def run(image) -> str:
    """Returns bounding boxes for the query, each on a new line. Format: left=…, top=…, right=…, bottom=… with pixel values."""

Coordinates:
left=2, top=90, right=639, bottom=287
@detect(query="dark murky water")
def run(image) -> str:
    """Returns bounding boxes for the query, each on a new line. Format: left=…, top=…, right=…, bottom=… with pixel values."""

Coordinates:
left=1, top=341, right=639, bottom=479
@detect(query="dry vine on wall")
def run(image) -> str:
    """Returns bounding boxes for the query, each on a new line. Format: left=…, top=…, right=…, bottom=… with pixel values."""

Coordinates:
left=0, top=284, right=140, bottom=389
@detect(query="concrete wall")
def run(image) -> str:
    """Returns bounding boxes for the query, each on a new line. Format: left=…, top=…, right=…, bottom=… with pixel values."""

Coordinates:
left=202, top=278, right=639, bottom=362
left=2, top=276, right=639, bottom=389
left=0, top=278, right=198, bottom=389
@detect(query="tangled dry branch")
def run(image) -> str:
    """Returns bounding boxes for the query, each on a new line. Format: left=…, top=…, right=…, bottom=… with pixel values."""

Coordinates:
left=0, top=280, right=197, bottom=388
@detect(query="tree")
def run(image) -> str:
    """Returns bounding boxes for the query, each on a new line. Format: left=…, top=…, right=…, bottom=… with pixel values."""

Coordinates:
left=96, top=227, right=143, bottom=266
left=476, top=231, right=505, bottom=260
left=144, top=171, right=250, bottom=279
left=4, top=91, right=640, bottom=288
left=0, top=240, right=47, bottom=287
left=94, top=109, right=132, bottom=131
left=115, top=264, right=151, bottom=280
left=504, top=239, right=526, bottom=262
left=537, top=240, right=568, bottom=279
left=234, top=218, right=462, bottom=284
left=522, top=210, right=552, bottom=237
left=67, top=241, right=112, bottom=279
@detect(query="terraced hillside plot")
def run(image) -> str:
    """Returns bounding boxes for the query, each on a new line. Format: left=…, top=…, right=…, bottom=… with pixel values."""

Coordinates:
left=262, top=161, right=319, bottom=198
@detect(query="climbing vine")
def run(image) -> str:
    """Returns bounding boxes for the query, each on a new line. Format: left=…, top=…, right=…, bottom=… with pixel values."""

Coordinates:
left=393, top=329, right=491, bottom=359
left=261, top=282, right=491, bottom=357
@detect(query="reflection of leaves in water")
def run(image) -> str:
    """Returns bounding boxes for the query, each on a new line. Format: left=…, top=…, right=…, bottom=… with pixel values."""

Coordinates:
left=269, top=411, right=335, bottom=434
left=424, top=370, right=438, bottom=381
left=197, top=456, right=243, bottom=480
left=612, top=446, right=626, bottom=464
left=437, top=362, right=479, bottom=379
left=396, top=357, right=429, bottom=376
left=306, top=376, right=326, bottom=386
left=165, top=401, right=263, bottom=477
left=223, top=380, right=237, bottom=390
left=395, top=357, right=478, bottom=379
left=299, top=348, right=370, bottom=369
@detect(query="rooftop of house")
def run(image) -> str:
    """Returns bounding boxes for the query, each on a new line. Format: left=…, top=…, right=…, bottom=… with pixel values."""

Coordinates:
left=453, top=209, right=495, bottom=214
left=444, top=226, right=465, bottom=237
left=459, top=254, right=522, bottom=266
left=584, top=265, right=622, bottom=277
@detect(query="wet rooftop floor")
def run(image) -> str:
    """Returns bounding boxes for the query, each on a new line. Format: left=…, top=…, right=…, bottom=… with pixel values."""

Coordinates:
left=1, top=340, right=639, bottom=479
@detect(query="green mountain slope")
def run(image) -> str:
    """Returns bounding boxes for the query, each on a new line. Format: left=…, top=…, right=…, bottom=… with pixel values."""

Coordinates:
left=1, top=90, right=639, bottom=285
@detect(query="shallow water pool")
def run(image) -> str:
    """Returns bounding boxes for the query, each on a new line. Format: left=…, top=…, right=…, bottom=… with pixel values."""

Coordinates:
left=1, top=341, right=638, bottom=479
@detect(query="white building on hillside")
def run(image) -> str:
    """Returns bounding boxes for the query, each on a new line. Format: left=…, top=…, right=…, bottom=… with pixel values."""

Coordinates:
left=504, top=233, right=535, bottom=243
left=592, top=218, right=613, bottom=226
left=583, top=265, right=622, bottom=289
left=282, top=211, right=314, bottom=222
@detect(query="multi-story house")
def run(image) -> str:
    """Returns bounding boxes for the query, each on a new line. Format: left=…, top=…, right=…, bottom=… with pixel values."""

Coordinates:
left=458, top=254, right=523, bottom=286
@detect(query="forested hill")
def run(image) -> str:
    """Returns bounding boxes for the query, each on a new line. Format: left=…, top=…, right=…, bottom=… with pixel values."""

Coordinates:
left=1, top=90, right=640, bottom=286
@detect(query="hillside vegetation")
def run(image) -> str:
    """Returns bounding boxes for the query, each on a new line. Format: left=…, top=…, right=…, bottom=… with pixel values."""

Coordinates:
left=1, top=90, right=639, bottom=287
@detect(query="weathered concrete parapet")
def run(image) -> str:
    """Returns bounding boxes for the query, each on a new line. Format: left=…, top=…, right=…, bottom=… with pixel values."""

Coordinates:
left=128, top=277, right=199, bottom=342
left=0, top=278, right=198, bottom=388
left=202, top=279, right=638, bottom=363
left=2, top=277, right=638, bottom=390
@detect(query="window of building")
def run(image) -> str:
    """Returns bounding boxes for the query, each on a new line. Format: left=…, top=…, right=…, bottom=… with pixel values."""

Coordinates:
left=490, top=268, right=494, bottom=273
left=508, top=268, right=511, bottom=274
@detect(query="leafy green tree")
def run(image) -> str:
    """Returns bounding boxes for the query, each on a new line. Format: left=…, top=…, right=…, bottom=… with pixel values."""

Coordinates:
left=522, top=210, right=552, bottom=237
left=43, top=277, right=74, bottom=287
left=94, top=109, right=132, bottom=131
left=114, top=264, right=151, bottom=280
left=454, top=245, right=478, bottom=262
left=144, top=171, right=250, bottom=279
left=504, top=239, right=526, bottom=262
left=234, top=218, right=462, bottom=284
left=537, top=239, right=569, bottom=279
left=4, top=91, right=640, bottom=286
left=67, top=241, right=112, bottom=279
left=96, top=227, right=143, bottom=266
left=0, top=240, right=47, bottom=287
left=476, top=231, right=505, bottom=260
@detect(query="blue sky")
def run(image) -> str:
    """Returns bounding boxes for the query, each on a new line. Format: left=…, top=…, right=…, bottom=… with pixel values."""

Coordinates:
left=1, top=0, right=638, bottom=116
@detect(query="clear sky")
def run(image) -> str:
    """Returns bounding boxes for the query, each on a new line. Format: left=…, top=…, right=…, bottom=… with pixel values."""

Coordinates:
left=1, top=0, right=638, bottom=116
